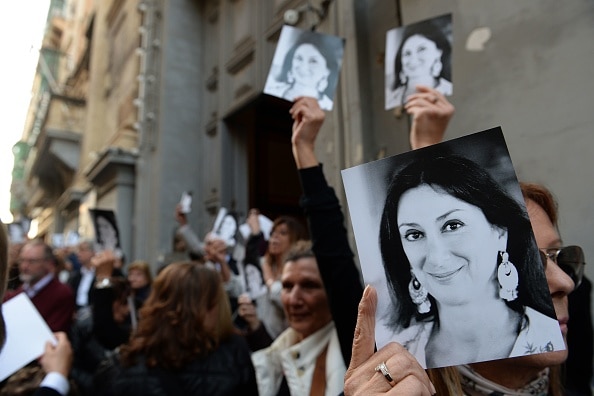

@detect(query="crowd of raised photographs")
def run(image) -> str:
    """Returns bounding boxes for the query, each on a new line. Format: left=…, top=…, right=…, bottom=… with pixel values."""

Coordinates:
left=0, top=22, right=592, bottom=396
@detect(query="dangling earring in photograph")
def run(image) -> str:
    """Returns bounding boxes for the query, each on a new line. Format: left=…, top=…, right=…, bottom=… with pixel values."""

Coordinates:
left=287, top=71, right=295, bottom=84
left=399, top=71, right=408, bottom=85
left=316, top=75, right=328, bottom=94
left=409, top=272, right=431, bottom=314
left=430, top=59, right=443, bottom=78
left=497, top=251, right=519, bottom=301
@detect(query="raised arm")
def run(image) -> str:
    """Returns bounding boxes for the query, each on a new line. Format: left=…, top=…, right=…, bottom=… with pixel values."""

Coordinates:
left=404, top=85, right=455, bottom=149
left=175, top=204, right=205, bottom=257
left=290, top=96, right=364, bottom=366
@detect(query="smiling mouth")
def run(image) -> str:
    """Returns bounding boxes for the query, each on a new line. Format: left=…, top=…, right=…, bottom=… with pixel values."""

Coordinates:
left=428, top=267, right=463, bottom=281
left=290, top=313, right=309, bottom=320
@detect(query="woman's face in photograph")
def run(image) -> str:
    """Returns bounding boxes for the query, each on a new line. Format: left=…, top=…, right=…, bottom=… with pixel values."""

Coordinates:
left=218, top=215, right=237, bottom=243
left=97, top=216, right=117, bottom=250
left=290, top=43, right=330, bottom=91
left=401, top=34, right=442, bottom=79
left=396, top=184, right=507, bottom=305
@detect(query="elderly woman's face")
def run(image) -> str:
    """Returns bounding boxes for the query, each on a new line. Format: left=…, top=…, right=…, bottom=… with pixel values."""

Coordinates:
left=396, top=185, right=507, bottom=305
left=401, top=34, right=442, bottom=79
left=290, top=43, right=330, bottom=91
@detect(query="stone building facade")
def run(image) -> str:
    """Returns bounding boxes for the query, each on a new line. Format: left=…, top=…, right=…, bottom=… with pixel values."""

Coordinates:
left=14, top=0, right=594, bottom=293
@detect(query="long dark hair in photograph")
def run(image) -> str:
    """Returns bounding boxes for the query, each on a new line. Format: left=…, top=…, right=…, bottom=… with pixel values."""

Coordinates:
left=379, top=155, right=555, bottom=330
left=277, top=31, right=342, bottom=98
left=393, top=18, right=452, bottom=91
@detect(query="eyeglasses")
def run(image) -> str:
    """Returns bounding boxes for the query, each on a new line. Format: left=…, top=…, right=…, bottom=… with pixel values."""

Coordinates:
left=539, top=245, right=586, bottom=289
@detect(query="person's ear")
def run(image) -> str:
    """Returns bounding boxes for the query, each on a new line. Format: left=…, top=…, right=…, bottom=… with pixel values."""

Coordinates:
left=494, top=226, right=508, bottom=250
left=287, top=70, right=295, bottom=84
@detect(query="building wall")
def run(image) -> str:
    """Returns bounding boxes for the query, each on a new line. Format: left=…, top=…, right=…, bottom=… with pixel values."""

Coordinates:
left=391, top=0, right=594, bottom=286
left=18, top=0, right=594, bottom=297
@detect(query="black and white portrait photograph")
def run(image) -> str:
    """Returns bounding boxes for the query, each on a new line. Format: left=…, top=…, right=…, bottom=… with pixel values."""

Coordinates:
left=385, top=13, right=453, bottom=110
left=211, top=207, right=238, bottom=247
left=341, top=127, right=564, bottom=369
left=89, top=209, right=121, bottom=254
left=264, top=25, right=345, bottom=111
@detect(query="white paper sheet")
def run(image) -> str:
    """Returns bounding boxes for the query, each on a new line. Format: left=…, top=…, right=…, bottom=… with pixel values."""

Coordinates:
left=0, top=293, right=56, bottom=381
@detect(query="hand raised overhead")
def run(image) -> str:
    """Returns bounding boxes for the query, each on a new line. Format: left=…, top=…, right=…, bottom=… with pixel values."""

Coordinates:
left=289, top=96, right=325, bottom=169
left=404, top=85, right=454, bottom=150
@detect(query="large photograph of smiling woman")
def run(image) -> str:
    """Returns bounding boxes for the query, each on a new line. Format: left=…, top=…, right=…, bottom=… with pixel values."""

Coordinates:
left=385, top=13, right=452, bottom=110
left=341, top=128, right=565, bottom=369
left=263, top=25, right=345, bottom=111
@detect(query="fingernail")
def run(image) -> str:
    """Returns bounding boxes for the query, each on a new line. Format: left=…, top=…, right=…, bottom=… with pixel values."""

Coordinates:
left=363, top=284, right=371, bottom=299
left=430, top=381, right=437, bottom=395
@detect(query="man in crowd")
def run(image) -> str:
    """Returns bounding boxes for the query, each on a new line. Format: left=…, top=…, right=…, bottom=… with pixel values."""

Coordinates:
left=3, top=239, right=75, bottom=333
left=67, top=239, right=96, bottom=311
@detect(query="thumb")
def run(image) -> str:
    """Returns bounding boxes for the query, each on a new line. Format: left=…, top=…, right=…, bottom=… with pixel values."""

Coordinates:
left=348, top=285, right=378, bottom=371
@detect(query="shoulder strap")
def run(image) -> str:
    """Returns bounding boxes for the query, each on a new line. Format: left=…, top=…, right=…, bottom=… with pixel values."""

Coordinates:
left=309, top=344, right=329, bottom=396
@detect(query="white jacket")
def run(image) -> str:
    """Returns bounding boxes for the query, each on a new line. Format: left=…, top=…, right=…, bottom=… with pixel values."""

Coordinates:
left=251, top=321, right=345, bottom=396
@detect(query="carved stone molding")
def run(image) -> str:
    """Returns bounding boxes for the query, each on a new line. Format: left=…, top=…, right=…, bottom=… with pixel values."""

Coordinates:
left=234, top=83, right=252, bottom=99
left=205, top=112, right=218, bottom=137
left=206, top=66, right=218, bottom=91
left=225, top=36, right=255, bottom=75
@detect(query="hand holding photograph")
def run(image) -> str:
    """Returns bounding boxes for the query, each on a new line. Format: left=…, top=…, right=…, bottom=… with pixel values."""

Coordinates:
left=341, top=127, right=564, bottom=368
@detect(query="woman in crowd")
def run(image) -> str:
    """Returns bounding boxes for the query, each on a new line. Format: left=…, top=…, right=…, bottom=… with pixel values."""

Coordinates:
left=239, top=212, right=308, bottom=346
left=378, top=154, right=562, bottom=368
left=70, top=276, right=131, bottom=395
left=289, top=95, right=582, bottom=395
left=251, top=241, right=347, bottom=396
left=126, top=260, right=152, bottom=309
left=110, top=261, right=258, bottom=395
left=266, top=31, right=341, bottom=110
left=387, top=19, right=452, bottom=108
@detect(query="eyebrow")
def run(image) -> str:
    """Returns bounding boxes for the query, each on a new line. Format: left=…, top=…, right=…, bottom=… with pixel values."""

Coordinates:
left=436, top=209, right=462, bottom=222
left=541, top=238, right=563, bottom=249
left=398, top=209, right=463, bottom=228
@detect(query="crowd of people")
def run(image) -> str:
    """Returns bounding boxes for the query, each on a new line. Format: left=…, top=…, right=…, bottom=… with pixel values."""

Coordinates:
left=0, top=85, right=591, bottom=396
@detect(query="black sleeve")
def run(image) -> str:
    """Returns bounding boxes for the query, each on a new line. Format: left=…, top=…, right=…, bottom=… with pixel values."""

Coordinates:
left=243, top=322, right=274, bottom=352
left=34, top=387, right=62, bottom=396
left=565, top=276, right=594, bottom=395
left=244, top=232, right=265, bottom=267
left=299, top=165, right=364, bottom=367
left=92, top=287, right=130, bottom=350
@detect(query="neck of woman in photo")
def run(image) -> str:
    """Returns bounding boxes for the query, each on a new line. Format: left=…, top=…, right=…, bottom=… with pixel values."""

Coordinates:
left=434, top=297, right=522, bottom=348
left=290, top=81, right=323, bottom=99
left=406, top=75, right=440, bottom=89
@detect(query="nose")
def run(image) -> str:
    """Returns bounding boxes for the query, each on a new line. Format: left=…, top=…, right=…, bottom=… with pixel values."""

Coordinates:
left=423, top=235, right=449, bottom=270
left=287, top=286, right=304, bottom=306
left=546, top=258, right=575, bottom=297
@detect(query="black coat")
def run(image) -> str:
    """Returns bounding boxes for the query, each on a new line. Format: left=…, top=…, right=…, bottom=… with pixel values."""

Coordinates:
left=107, top=334, right=258, bottom=396
left=298, top=165, right=364, bottom=367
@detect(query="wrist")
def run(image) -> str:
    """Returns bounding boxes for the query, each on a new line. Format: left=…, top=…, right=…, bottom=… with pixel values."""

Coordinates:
left=95, top=277, right=112, bottom=289
left=248, top=319, right=262, bottom=332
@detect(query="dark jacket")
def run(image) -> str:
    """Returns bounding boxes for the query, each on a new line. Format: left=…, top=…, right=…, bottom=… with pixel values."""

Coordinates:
left=108, top=334, right=258, bottom=396
left=298, top=165, right=364, bottom=366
